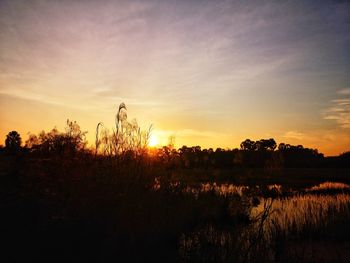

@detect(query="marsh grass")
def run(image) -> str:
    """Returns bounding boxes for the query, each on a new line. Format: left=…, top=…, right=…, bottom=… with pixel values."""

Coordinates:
left=248, top=193, right=350, bottom=262
left=180, top=191, right=350, bottom=262
left=306, top=181, right=350, bottom=194
left=95, top=102, right=152, bottom=156
left=252, top=194, right=350, bottom=238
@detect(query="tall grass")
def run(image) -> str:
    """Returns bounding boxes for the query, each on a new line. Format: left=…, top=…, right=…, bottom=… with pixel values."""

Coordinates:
left=252, top=194, right=350, bottom=237
left=180, top=192, right=350, bottom=262
left=307, top=181, right=350, bottom=192
left=95, top=102, right=152, bottom=156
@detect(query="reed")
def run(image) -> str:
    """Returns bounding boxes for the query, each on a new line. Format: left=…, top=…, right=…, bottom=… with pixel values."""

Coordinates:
left=95, top=102, right=152, bottom=156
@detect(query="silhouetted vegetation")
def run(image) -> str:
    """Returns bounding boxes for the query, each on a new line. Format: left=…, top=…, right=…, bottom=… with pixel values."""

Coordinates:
left=1, top=103, right=349, bottom=262
left=5, top=130, right=22, bottom=152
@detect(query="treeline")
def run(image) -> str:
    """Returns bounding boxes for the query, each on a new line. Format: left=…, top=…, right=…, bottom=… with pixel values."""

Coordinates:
left=2, top=127, right=349, bottom=169
left=152, top=140, right=349, bottom=169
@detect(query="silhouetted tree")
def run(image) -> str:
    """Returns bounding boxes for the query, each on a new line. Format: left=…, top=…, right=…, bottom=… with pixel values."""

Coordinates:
left=25, top=120, right=87, bottom=155
left=277, top=142, right=323, bottom=167
left=278, top=143, right=287, bottom=151
left=240, top=139, right=256, bottom=151
left=5, top=131, right=22, bottom=151
left=255, top=138, right=277, bottom=151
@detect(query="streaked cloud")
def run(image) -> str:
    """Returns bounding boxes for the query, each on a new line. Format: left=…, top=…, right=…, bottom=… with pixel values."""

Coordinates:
left=324, top=98, right=350, bottom=129
left=283, top=131, right=304, bottom=140
left=0, top=0, right=349, bottom=155
left=337, top=88, right=350, bottom=95
left=324, top=88, right=350, bottom=129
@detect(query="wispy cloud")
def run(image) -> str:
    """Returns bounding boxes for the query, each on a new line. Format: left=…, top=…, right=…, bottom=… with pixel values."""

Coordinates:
left=0, top=87, right=160, bottom=111
left=324, top=89, right=350, bottom=129
left=337, top=88, right=350, bottom=95
left=324, top=99, right=350, bottom=129
left=1, top=0, right=350, bottom=155
left=283, top=131, right=304, bottom=140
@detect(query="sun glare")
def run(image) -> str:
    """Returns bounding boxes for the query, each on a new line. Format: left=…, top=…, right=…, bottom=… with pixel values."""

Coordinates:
left=149, top=134, right=159, bottom=147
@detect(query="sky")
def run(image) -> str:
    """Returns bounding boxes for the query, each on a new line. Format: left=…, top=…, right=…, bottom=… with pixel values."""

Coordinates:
left=0, top=0, right=349, bottom=155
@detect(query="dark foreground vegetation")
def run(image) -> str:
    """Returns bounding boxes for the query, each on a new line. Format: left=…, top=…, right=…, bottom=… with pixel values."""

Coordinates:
left=1, top=105, right=350, bottom=262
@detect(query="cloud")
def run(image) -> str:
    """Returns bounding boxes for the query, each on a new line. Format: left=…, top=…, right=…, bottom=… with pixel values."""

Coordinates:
left=337, top=88, right=350, bottom=95
left=0, top=89, right=83, bottom=109
left=324, top=89, right=350, bottom=129
left=324, top=98, right=350, bottom=129
left=0, top=88, right=160, bottom=112
left=283, top=131, right=304, bottom=140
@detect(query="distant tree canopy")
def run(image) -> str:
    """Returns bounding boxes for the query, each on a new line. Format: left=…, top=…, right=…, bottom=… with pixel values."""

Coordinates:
left=5, top=131, right=22, bottom=151
left=240, top=139, right=256, bottom=151
left=25, top=120, right=87, bottom=155
left=240, top=138, right=276, bottom=151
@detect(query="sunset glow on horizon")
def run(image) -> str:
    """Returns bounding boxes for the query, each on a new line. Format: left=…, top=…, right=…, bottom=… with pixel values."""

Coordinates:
left=0, top=0, right=349, bottom=156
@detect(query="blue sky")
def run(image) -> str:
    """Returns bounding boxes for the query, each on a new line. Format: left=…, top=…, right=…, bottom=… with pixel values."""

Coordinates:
left=0, top=0, right=349, bottom=154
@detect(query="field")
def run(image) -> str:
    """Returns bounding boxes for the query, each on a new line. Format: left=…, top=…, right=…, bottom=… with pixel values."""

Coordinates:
left=1, top=148, right=349, bottom=262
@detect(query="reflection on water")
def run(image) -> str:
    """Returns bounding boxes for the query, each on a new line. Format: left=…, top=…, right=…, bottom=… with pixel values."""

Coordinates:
left=154, top=179, right=283, bottom=197
left=306, top=181, right=350, bottom=192
left=156, top=180, right=350, bottom=197
left=178, top=182, right=350, bottom=262
left=251, top=193, right=350, bottom=237
left=186, top=183, right=250, bottom=196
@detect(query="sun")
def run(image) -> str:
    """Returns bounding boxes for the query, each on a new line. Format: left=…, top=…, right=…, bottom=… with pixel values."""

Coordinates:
left=148, top=134, right=159, bottom=147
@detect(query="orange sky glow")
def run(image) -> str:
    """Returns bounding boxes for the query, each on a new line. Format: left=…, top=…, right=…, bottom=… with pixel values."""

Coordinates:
left=0, top=0, right=349, bottom=156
